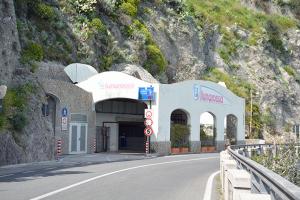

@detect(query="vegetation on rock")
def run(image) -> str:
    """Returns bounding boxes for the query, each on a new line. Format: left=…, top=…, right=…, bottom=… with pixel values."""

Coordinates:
left=252, top=144, right=300, bottom=186
left=0, top=84, right=36, bottom=132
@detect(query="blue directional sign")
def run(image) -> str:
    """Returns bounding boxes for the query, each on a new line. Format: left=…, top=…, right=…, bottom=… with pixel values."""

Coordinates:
left=62, top=107, right=68, bottom=117
left=138, top=86, right=154, bottom=101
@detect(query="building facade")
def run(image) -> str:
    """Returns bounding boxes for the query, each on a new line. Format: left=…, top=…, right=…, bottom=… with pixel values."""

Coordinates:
left=42, top=66, right=245, bottom=155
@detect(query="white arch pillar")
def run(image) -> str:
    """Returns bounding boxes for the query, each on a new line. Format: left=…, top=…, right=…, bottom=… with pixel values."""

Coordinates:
left=190, top=112, right=201, bottom=153
left=216, top=113, right=226, bottom=151
left=236, top=113, right=245, bottom=145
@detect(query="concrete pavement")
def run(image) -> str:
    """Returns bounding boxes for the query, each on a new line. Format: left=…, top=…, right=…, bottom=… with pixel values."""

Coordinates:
left=0, top=153, right=220, bottom=200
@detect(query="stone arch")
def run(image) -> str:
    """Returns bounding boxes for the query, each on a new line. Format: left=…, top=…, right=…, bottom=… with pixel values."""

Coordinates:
left=200, top=112, right=216, bottom=150
left=170, top=109, right=191, bottom=151
left=225, top=114, right=238, bottom=145
left=44, top=93, right=60, bottom=137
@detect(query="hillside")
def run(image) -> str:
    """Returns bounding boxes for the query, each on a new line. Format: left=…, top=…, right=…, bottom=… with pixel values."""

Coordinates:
left=0, top=0, right=300, bottom=164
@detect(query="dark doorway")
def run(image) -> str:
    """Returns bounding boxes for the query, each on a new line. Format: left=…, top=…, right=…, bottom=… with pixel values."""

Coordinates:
left=119, top=122, right=145, bottom=152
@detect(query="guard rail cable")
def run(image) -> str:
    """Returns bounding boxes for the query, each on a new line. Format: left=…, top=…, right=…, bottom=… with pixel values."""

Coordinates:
left=227, top=144, right=300, bottom=200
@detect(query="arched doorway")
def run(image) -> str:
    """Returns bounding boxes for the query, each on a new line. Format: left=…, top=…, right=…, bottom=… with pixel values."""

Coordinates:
left=200, top=112, right=216, bottom=152
left=95, top=98, right=147, bottom=152
left=225, top=114, right=238, bottom=145
left=42, top=94, right=59, bottom=137
left=170, top=109, right=190, bottom=152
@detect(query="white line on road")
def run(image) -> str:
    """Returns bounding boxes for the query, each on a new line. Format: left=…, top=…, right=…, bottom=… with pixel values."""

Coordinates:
left=30, top=156, right=219, bottom=200
left=0, top=174, right=14, bottom=178
left=203, top=170, right=220, bottom=200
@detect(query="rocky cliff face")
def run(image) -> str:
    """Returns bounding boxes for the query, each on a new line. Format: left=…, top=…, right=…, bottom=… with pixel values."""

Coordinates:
left=0, top=0, right=20, bottom=85
left=0, top=0, right=54, bottom=165
left=0, top=0, right=300, bottom=165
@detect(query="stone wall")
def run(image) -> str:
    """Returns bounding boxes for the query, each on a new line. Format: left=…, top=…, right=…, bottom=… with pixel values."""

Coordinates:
left=41, top=79, right=95, bottom=155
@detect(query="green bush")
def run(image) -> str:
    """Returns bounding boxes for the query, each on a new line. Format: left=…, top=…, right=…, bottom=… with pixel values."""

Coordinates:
left=265, top=19, right=285, bottom=52
left=10, top=113, right=27, bottom=132
left=89, top=18, right=106, bottom=33
left=35, top=3, right=56, bottom=20
left=144, top=44, right=167, bottom=75
left=21, top=43, right=44, bottom=63
left=131, top=20, right=152, bottom=43
left=283, top=65, right=296, bottom=77
left=119, top=2, right=137, bottom=16
left=171, top=124, right=190, bottom=148
left=1, top=84, right=36, bottom=132
left=100, top=55, right=113, bottom=70
left=0, top=114, right=6, bottom=130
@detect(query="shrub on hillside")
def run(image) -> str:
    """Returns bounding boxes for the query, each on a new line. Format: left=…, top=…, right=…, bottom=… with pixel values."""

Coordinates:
left=144, top=44, right=167, bottom=75
left=1, top=84, right=36, bottom=132
left=10, top=113, right=27, bottom=132
left=21, top=43, right=44, bottom=63
left=36, top=3, right=56, bottom=20
left=283, top=65, right=296, bottom=77
left=265, top=20, right=285, bottom=52
left=89, top=18, right=106, bottom=33
left=119, top=2, right=137, bottom=16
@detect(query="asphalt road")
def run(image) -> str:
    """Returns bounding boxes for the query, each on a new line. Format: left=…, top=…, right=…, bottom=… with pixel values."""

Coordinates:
left=0, top=153, right=219, bottom=200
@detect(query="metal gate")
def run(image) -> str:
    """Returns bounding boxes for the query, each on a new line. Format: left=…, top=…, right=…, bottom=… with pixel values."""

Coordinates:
left=96, top=126, right=110, bottom=152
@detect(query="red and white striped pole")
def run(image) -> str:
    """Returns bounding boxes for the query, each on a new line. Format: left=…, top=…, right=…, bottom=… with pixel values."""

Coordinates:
left=93, top=137, right=96, bottom=153
left=145, top=138, right=149, bottom=155
left=56, top=139, right=62, bottom=160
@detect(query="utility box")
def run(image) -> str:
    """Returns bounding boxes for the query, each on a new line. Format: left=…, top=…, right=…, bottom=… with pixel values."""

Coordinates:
left=227, top=169, right=251, bottom=200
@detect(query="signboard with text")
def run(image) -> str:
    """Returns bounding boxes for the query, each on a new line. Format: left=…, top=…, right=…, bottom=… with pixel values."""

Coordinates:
left=193, top=84, right=229, bottom=104
left=138, top=86, right=154, bottom=101
left=61, top=117, right=68, bottom=131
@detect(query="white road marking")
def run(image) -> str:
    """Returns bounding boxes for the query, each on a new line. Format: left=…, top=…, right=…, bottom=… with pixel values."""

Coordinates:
left=203, top=170, right=220, bottom=200
left=30, top=156, right=219, bottom=200
left=0, top=174, right=14, bottom=178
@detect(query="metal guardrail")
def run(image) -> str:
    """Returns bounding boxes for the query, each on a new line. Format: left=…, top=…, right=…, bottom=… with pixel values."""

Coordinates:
left=227, top=144, right=300, bottom=200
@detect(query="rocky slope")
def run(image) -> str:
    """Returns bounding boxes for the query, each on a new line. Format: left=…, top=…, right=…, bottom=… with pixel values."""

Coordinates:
left=0, top=0, right=300, bottom=164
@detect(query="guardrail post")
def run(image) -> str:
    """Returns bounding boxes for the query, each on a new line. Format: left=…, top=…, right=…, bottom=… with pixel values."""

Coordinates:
left=237, top=193, right=271, bottom=200
left=223, top=159, right=237, bottom=200
left=220, top=151, right=232, bottom=190
left=227, top=169, right=251, bottom=200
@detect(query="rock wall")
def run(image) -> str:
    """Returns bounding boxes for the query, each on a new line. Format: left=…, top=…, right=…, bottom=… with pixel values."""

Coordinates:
left=0, top=0, right=20, bottom=85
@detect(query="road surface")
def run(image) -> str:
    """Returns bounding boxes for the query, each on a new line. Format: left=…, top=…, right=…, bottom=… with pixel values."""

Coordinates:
left=0, top=153, right=219, bottom=200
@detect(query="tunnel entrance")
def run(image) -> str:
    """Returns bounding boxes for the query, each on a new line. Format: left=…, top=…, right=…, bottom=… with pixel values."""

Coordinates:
left=119, top=122, right=145, bottom=152
left=95, top=98, right=147, bottom=153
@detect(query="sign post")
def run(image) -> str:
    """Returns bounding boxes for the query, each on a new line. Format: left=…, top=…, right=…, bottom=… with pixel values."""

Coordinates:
left=144, top=109, right=154, bottom=156
left=139, top=86, right=155, bottom=156
left=61, top=107, right=68, bottom=131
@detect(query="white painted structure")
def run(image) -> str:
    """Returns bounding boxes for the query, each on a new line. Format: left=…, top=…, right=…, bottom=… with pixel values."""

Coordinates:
left=75, top=71, right=245, bottom=154
left=64, top=63, right=98, bottom=83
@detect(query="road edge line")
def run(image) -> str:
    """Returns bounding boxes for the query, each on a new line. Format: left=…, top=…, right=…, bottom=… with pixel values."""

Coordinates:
left=203, top=170, right=220, bottom=200
left=30, top=156, right=219, bottom=200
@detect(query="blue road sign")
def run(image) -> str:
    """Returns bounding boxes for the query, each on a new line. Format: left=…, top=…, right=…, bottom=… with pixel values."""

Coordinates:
left=138, top=86, right=154, bottom=101
left=62, top=107, right=68, bottom=117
